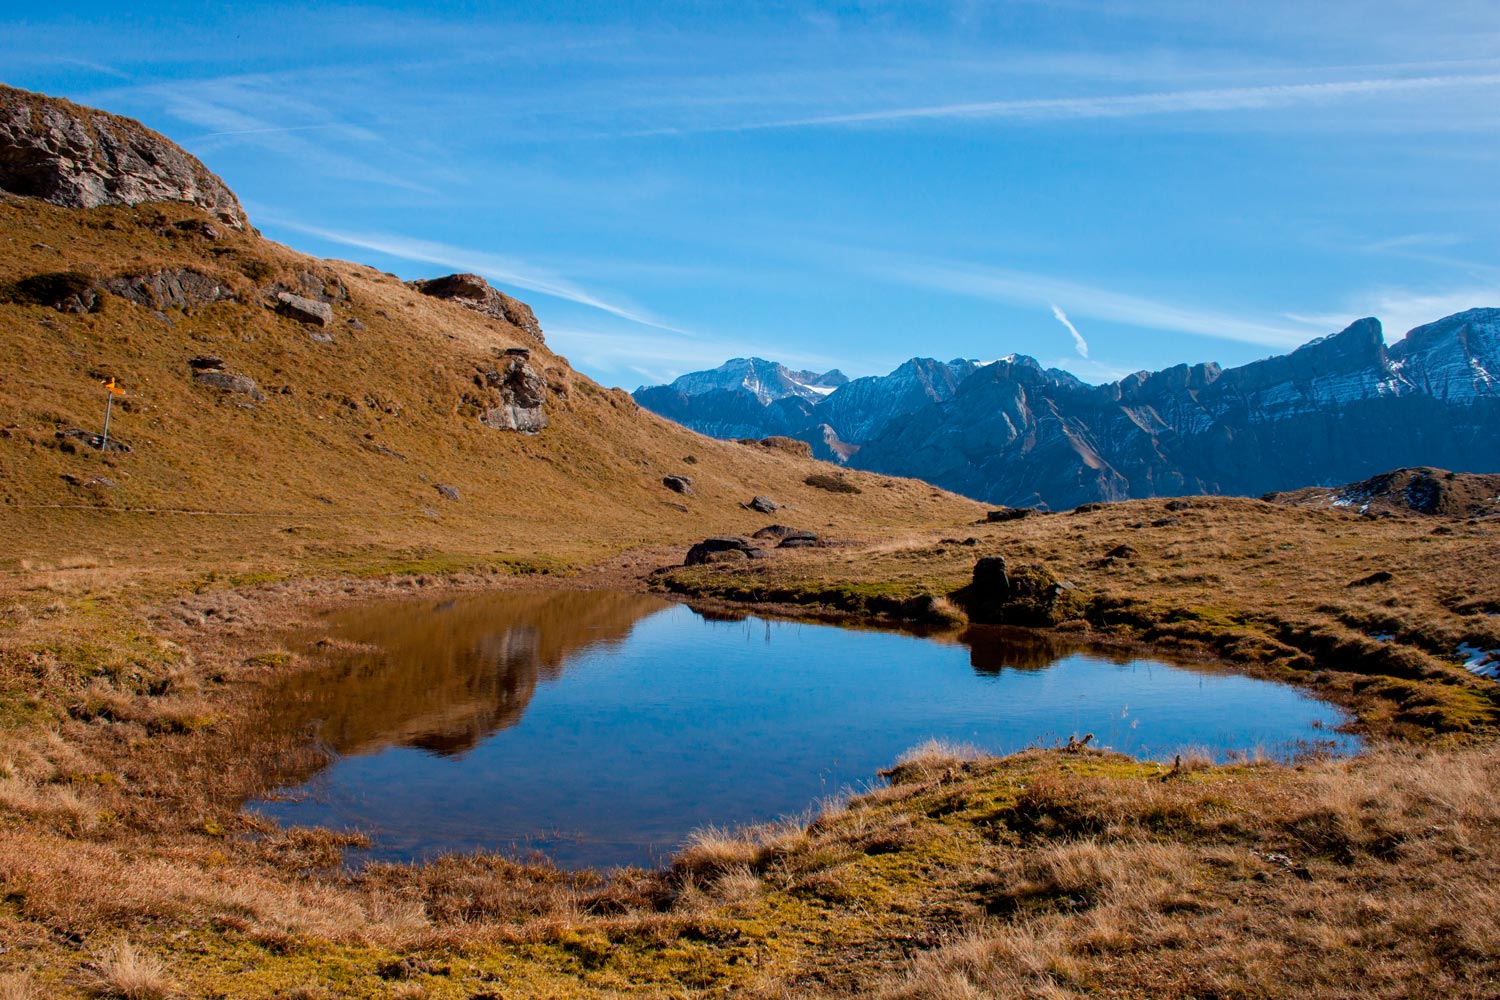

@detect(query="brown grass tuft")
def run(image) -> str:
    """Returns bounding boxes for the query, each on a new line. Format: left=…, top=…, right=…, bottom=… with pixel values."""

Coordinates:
left=87, top=941, right=171, bottom=1000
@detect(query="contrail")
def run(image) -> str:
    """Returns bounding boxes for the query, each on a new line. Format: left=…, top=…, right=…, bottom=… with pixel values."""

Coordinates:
left=1051, top=303, right=1088, bottom=358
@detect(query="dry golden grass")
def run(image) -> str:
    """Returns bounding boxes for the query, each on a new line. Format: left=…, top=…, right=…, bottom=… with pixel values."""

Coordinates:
left=86, top=942, right=171, bottom=1000
left=0, top=972, right=42, bottom=1000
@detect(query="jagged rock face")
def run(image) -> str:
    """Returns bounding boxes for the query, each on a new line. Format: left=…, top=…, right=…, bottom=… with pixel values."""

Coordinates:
left=103, top=269, right=235, bottom=311
left=633, top=357, right=845, bottom=440
left=474, top=357, right=548, bottom=433
left=635, top=309, right=1500, bottom=508
left=411, top=273, right=544, bottom=343
left=814, top=357, right=980, bottom=444
left=0, top=85, right=247, bottom=227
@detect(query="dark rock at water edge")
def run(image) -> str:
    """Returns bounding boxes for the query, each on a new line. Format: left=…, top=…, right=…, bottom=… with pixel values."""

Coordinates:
left=684, top=536, right=771, bottom=566
left=960, top=555, right=1077, bottom=627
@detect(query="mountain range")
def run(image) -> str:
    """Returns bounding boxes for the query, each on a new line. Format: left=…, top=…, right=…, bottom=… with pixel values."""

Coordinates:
left=634, top=314, right=1500, bottom=508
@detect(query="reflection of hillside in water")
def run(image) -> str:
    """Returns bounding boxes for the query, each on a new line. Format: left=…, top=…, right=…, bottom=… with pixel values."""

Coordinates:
left=262, top=590, right=673, bottom=758
left=961, top=625, right=1137, bottom=675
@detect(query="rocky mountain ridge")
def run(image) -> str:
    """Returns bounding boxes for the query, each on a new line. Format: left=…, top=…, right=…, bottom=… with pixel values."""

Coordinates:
left=635, top=312, right=1500, bottom=508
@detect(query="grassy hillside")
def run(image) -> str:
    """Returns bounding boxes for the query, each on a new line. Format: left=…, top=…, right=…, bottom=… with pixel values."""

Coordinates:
left=0, top=193, right=981, bottom=576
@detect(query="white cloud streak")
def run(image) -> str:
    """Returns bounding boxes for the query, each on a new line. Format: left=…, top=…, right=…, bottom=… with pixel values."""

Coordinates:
left=1286, top=287, right=1499, bottom=342
left=1050, top=303, right=1089, bottom=357
left=263, top=219, right=696, bottom=336
left=668, top=71, right=1500, bottom=133
left=868, top=254, right=1319, bottom=348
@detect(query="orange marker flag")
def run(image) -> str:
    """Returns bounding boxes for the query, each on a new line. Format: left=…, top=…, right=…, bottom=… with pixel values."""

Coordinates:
left=103, top=377, right=125, bottom=396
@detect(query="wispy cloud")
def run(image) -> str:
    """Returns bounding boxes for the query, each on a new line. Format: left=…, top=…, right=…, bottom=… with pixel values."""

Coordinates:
left=1287, top=287, right=1499, bottom=341
left=265, top=218, right=694, bottom=335
left=114, top=77, right=436, bottom=194
left=640, top=71, right=1500, bottom=134
left=864, top=253, right=1319, bottom=348
left=1050, top=303, right=1089, bottom=357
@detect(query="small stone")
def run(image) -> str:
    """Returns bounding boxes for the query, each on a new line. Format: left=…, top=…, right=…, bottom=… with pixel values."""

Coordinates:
left=1347, top=570, right=1394, bottom=588
left=434, top=483, right=460, bottom=501
left=743, top=495, right=780, bottom=514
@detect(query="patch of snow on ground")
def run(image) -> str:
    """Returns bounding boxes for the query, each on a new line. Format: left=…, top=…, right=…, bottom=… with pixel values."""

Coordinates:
left=1370, top=633, right=1395, bottom=643
left=1458, top=643, right=1500, bottom=679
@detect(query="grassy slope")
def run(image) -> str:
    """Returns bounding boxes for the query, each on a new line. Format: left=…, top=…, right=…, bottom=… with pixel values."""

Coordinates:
left=0, top=193, right=981, bottom=576
left=1, top=194, right=1499, bottom=998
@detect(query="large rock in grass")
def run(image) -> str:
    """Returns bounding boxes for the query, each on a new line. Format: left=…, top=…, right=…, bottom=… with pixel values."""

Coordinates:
left=962, top=555, right=1077, bottom=626
left=411, top=272, right=544, bottom=343
left=273, top=291, right=333, bottom=327
left=0, top=85, right=247, bottom=227
left=684, top=536, right=770, bottom=566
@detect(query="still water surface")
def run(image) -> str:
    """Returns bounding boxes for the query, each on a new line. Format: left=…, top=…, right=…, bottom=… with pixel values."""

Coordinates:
left=250, top=590, right=1357, bottom=869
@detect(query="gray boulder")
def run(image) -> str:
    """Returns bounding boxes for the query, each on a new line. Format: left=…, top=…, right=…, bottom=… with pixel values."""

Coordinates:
left=742, top=495, right=780, bottom=514
left=273, top=291, right=333, bottom=327
left=684, top=536, right=770, bottom=566
left=193, top=370, right=265, bottom=401
left=663, top=475, right=694, bottom=495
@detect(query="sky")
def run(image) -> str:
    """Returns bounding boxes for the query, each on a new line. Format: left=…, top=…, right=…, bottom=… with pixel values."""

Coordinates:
left=5, top=1, right=1500, bottom=388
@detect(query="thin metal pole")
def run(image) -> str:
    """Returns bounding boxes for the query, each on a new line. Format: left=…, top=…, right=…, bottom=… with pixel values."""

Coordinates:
left=102, top=393, right=113, bottom=452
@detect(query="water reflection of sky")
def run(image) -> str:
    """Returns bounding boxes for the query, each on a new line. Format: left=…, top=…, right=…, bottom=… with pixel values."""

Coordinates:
left=248, top=591, right=1358, bottom=870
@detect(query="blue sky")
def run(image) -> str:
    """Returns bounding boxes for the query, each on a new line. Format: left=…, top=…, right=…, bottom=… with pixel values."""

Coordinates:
left=5, top=1, right=1499, bottom=387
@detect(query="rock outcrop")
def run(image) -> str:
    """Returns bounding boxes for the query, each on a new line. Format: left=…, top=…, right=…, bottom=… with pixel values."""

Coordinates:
left=104, top=269, right=235, bottom=311
left=1266, top=467, right=1500, bottom=520
left=411, top=273, right=544, bottom=343
left=0, top=85, right=246, bottom=227
left=474, top=356, right=548, bottom=433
